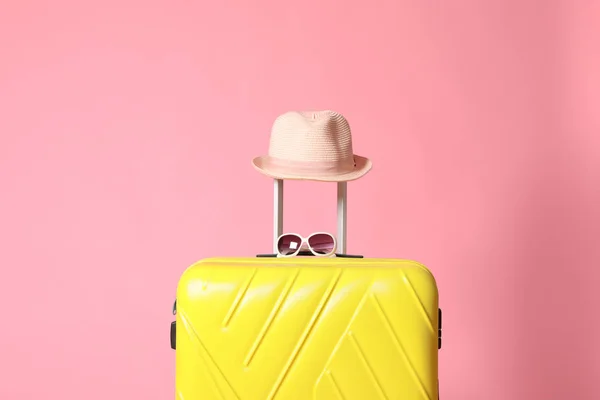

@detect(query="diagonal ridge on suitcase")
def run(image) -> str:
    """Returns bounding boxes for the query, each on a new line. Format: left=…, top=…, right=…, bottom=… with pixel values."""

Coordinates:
left=328, top=371, right=345, bottom=399
left=222, top=268, right=258, bottom=328
left=315, top=277, right=374, bottom=397
left=400, top=270, right=435, bottom=334
left=371, top=295, right=432, bottom=400
left=180, top=310, right=240, bottom=399
left=347, top=332, right=389, bottom=400
left=244, top=268, right=301, bottom=366
left=267, top=268, right=344, bottom=399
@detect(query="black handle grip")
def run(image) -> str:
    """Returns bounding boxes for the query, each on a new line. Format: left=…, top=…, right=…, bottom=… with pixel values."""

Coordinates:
left=256, top=251, right=363, bottom=258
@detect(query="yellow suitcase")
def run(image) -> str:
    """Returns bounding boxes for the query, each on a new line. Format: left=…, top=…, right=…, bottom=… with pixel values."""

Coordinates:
left=171, top=181, right=441, bottom=399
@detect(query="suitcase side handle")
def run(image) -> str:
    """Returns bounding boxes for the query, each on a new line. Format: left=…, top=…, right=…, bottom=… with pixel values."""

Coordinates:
left=170, top=300, right=177, bottom=350
left=273, top=179, right=348, bottom=254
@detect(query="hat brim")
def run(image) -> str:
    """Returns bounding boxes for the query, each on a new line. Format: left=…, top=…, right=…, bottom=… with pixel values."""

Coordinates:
left=251, top=154, right=372, bottom=182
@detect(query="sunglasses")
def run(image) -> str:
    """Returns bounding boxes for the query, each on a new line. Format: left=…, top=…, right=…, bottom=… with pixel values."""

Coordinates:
left=276, top=232, right=337, bottom=257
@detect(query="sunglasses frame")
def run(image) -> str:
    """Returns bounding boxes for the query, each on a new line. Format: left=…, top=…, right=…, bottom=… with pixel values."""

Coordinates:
left=276, top=232, right=337, bottom=258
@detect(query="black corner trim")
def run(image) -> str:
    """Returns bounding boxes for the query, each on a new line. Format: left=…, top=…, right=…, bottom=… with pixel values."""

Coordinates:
left=170, top=321, right=176, bottom=350
left=438, top=308, right=442, bottom=350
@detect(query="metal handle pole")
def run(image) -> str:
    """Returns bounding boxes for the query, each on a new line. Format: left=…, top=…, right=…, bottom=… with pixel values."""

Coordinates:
left=337, top=182, right=347, bottom=254
left=273, top=179, right=284, bottom=253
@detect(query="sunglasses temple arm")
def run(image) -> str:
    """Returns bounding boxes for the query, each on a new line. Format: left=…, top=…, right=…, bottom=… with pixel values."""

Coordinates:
left=337, top=182, right=347, bottom=255
left=274, top=179, right=284, bottom=253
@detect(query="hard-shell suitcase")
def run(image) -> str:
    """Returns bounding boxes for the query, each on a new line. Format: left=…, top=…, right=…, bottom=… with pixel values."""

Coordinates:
left=171, top=181, right=441, bottom=400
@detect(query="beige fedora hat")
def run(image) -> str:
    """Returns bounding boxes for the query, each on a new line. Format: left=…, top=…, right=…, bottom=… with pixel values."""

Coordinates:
left=252, top=110, right=372, bottom=182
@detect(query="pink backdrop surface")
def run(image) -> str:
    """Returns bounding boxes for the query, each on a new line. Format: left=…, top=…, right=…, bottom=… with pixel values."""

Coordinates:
left=1, top=0, right=599, bottom=399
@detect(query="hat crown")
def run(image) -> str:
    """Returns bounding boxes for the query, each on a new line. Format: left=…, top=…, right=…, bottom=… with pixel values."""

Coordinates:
left=268, top=110, right=354, bottom=164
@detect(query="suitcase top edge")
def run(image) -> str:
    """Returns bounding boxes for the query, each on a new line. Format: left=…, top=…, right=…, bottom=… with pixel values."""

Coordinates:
left=181, top=257, right=437, bottom=284
left=195, top=256, right=427, bottom=266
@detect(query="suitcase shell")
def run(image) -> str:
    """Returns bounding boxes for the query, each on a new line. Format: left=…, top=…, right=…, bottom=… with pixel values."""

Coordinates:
left=175, top=257, right=439, bottom=400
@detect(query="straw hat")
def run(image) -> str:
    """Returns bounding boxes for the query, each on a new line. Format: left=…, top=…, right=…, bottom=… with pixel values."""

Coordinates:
left=252, top=110, right=372, bottom=182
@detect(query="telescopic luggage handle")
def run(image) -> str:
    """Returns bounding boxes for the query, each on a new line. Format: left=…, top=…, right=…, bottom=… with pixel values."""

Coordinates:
left=272, top=179, right=348, bottom=254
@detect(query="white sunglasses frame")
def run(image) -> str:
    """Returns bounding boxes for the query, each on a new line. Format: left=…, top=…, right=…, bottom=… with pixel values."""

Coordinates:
left=275, top=232, right=337, bottom=258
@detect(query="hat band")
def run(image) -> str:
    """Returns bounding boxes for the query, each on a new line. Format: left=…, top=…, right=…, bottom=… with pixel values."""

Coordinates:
left=267, top=156, right=356, bottom=175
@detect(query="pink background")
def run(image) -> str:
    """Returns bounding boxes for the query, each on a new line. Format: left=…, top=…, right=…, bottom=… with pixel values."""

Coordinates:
left=1, top=0, right=599, bottom=399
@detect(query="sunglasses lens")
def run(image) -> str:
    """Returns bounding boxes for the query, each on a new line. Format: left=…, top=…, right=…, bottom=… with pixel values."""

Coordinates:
left=308, top=234, right=335, bottom=255
left=278, top=234, right=302, bottom=256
